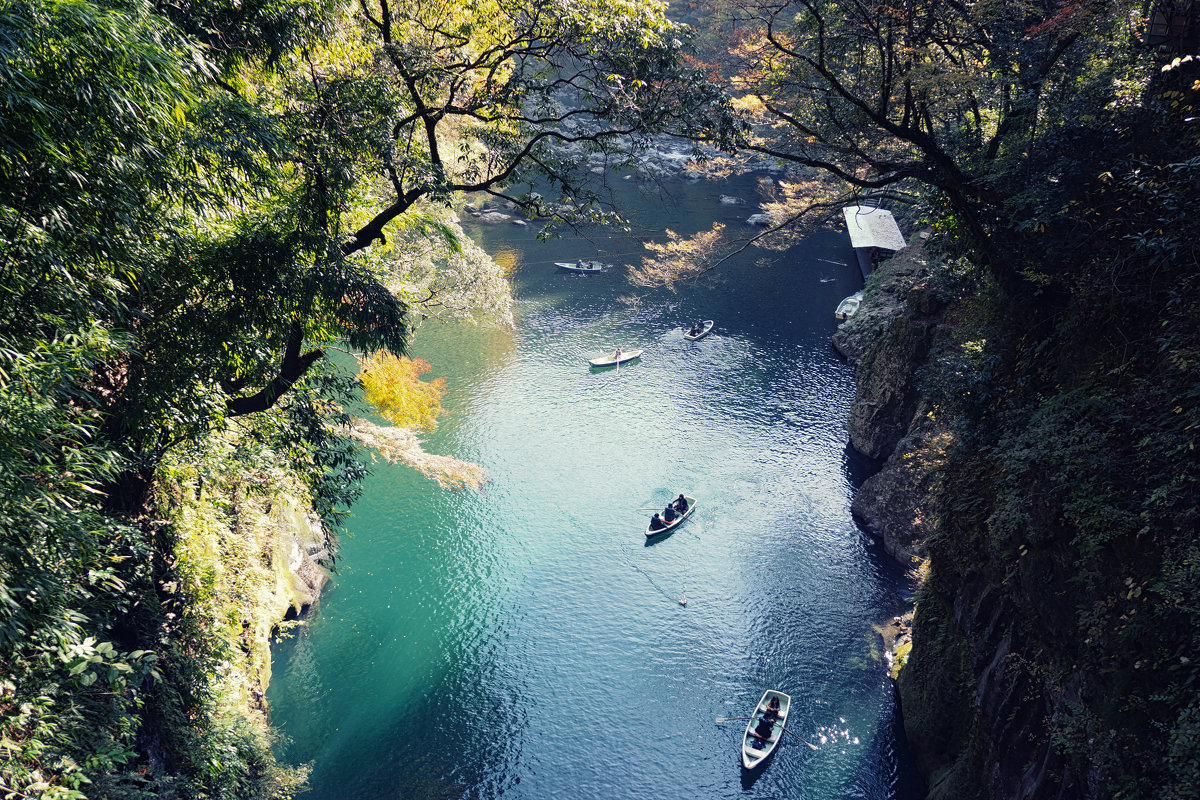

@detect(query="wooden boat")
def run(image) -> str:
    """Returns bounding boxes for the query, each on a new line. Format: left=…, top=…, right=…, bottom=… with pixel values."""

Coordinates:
left=555, top=260, right=608, bottom=273
left=683, top=320, right=714, bottom=340
left=644, top=496, right=697, bottom=537
left=588, top=349, right=642, bottom=367
left=835, top=291, right=864, bottom=320
left=741, top=689, right=791, bottom=769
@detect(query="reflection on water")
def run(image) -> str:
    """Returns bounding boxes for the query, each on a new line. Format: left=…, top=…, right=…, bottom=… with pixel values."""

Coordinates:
left=268, top=173, right=922, bottom=799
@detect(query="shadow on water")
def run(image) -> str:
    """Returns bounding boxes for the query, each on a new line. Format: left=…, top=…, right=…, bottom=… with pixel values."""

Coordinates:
left=740, top=760, right=770, bottom=790
left=841, top=442, right=885, bottom=492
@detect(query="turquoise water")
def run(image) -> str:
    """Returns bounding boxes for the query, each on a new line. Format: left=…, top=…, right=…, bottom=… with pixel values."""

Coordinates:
left=268, top=175, right=920, bottom=799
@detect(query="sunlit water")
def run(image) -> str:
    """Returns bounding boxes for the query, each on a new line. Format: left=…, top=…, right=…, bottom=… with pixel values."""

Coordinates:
left=268, top=173, right=922, bottom=799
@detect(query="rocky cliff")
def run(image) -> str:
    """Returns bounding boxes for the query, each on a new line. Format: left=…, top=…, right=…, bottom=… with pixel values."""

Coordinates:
left=838, top=240, right=1057, bottom=799
left=842, top=228, right=1200, bottom=800
left=835, top=235, right=951, bottom=565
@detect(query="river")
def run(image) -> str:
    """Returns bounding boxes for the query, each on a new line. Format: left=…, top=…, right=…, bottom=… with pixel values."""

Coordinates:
left=267, top=170, right=922, bottom=799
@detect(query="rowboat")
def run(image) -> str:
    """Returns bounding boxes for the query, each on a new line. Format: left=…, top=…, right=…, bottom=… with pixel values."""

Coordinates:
left=588, top=349, right=642, bottom=367
left=741, top=689, right=791, bottom=769
left=555, top=260, right=608, bottom=273
left=644, top=496, right=696, bottom=537
left=835, top=291, right=864, bottom=320
left=683, top=320, right=714, bottom=340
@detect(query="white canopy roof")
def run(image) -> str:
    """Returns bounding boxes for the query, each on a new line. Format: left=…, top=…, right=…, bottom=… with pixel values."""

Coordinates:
left=842, top=206, right=907, bottom=251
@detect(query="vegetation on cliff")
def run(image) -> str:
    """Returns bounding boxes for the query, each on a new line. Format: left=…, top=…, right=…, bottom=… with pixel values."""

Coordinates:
left=671, top=1, right=1200, bottom=796
left=731, top=0, right=1199, bottom=794
left=4, top=0, right=1195, bottom=796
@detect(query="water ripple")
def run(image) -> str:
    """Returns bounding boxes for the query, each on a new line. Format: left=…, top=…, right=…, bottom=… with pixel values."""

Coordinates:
left=268, top=179, right=917, bottom=800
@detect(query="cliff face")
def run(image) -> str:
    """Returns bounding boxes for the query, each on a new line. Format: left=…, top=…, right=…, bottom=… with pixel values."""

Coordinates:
left=843, top=230, right=1200, bottom=800
left=158, top=445, right=331, bottom=705
left=839, top=247, right=1061, bottom=799
left=835, top=238, right=950, bottom=564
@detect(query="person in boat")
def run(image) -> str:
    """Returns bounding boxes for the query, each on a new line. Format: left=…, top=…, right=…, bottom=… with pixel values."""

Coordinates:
left=612, top=347, right=622, bottom=360
left=689, top=320, right=704, bottom=336
left=673, top=494, right=689, bottom=513
left=751, top=710, right=776, bottom=747
left=767, top=695, right=781, bottom=715
left=648, top=513, right=666, bottom=531
left=662, top=504, right=677, bottom=524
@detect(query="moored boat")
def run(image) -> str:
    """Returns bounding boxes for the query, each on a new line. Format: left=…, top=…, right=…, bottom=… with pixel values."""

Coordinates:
left=555, top=260, right=608, bottom=273
left=835, top=290, right=864, bottom=319
left=741, top=689, right=791, bottom=769
left=588, top=348, right=643, bottom=367
left=683, top=320, right=714, bottom=340
left=644, top=496, right=696, bottom=537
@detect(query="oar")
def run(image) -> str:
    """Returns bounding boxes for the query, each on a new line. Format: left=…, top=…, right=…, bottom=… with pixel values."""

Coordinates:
left=715, top=717, right=820, bottom=750
left=779, top=727, right=820, bottom=750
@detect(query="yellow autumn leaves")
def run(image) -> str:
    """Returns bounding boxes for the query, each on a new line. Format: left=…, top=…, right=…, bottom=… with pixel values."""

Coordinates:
left=352, top=352, right=489, bottom=490
left=358, top=352, right=446, bottom=431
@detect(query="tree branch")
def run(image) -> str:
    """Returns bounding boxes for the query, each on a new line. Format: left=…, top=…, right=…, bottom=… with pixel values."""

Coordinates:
left=226, top=321, right=325, bottom=417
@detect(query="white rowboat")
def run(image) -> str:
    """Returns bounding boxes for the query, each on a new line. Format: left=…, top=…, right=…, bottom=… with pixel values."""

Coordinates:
left=741, top=689, right=791, bottom=769
left=683, top=320, right=714, bottom=340
left=835, top=291, right=864, bottom=320
left=555, top=260, right=608, bottom=273
left=588, top=349, right=643, bottom=367
left=645, top=496, right=696, bottom=537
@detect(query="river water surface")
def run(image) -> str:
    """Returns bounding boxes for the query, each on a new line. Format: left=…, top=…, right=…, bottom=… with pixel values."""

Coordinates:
left=268, top=173, right=920, bottom=799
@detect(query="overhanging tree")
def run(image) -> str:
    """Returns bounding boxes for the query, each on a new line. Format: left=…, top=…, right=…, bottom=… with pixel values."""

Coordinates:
left=666, top=0, right=1153, bottom=292
left=1, top=0, right=730, bottom=794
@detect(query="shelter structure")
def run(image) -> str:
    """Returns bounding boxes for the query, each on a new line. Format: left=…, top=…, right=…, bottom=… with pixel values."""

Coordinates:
left=842, top=205, right=906, bottom=281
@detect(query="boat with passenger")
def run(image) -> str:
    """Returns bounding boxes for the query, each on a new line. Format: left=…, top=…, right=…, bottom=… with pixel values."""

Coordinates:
left=588, top=348, right=642, bottom=367
left=555, top=260, right=608, bottom=273
left=741, top=689, right=791, bottom=769
left=683, top=320, right=714, bottom=340
left=645, top=496, right=696, bottom=537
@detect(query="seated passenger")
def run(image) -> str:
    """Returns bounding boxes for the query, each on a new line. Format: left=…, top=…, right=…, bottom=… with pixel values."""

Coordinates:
left=648, top=513, right=666, bottom=531
left=663, top=505, right=677, bottom=523
left=673, top=494, right=689, bottom=513
left=753, top=712, right=776, bottom=742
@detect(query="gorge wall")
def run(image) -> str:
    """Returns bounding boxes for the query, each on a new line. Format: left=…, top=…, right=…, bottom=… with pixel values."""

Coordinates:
left=838, top=239, right=1065, bottom=799
left=840, top=242, right=1084, bottom=800
left=837, top=237, right=1200, bottom=800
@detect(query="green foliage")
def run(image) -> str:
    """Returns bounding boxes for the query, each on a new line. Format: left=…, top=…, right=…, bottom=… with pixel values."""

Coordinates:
left=910, top=77, right=1200, bottom=795
left=898, top=577, right=985, bottom=800
left=2, top=0, right=722, bottom=795
left=721, top=0, right=1158, bottom=292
